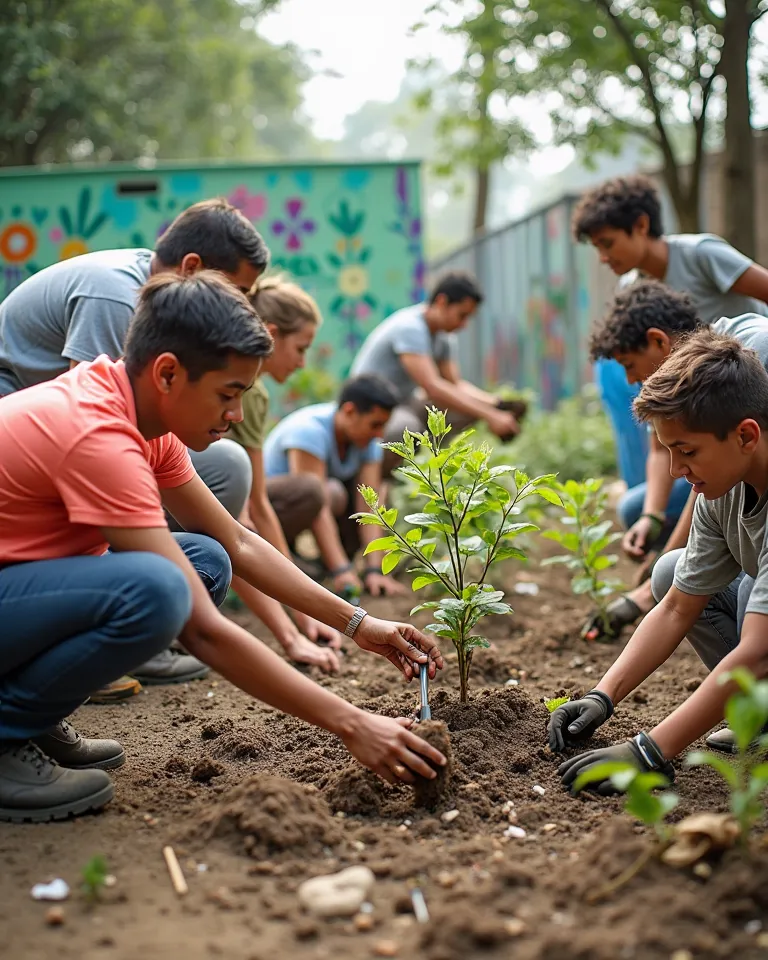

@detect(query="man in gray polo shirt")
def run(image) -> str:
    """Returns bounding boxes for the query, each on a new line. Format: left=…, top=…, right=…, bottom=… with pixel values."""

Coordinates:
left=350, top=271, right=519, bottom=472
left=0, top=198, right=269, bottom=690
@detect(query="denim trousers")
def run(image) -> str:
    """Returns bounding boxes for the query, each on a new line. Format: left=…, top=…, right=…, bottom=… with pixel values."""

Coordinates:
left=594, top=358, right=648, bottom=488
left=616, top=476, right=693, bottom=530
left=0, top=534, right=232, bottom=742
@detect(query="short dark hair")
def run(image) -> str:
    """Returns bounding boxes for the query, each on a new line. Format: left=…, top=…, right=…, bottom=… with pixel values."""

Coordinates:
left=590, top=280, right=701, bottom=360
left=154, top=198, right=270, bottom=273
left=339, top=374, right=399, bottom=413
left=124, top=271, right=273, bottom=381
left=634, top=329, right=768, bottom=440
left=428, top=270, right=484, bottom=306
left=572, top=175, right=664, bottom=242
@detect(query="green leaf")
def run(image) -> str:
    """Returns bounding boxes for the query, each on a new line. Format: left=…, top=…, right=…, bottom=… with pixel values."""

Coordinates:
left=572, top=761, right=636, bottom=793
left=405, top=527, right=423, bottom=544
left=501, top=521, right=539, bottom=537
left=381, top=551, right=401, bottom=575
left=363, top=536, right=400, bottom=555
left=544, top=695, right=570, bottom=713
left=494, top=546, right=527, bottom=562
left=426, top=407, right=448, bottom=437
left=351, top=512, right=384, bottom=526
left=424, top=623, right=454, bottom=638
left=572, top=576, right=594, bottom=595
left=410, top=601, right=439, bottom=615
left=464, top=635, right=491, bottom=650
left=404, top=512, right=451, bottom=532
left=592, top=554, right=617, bottom=572
left=382, top=508, right=398, bottom=526
left=535, top=487, right=564, bottom=506
left=412, top=573, right=441, bottom=591
left=726, top=694, right=766, bottom=754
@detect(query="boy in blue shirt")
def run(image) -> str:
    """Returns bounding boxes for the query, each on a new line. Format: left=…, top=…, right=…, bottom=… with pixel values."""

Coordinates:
left=264, top=375, right=404, bottom=598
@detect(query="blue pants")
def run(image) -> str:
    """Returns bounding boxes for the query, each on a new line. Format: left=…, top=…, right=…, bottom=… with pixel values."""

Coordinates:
left=594, top=358, right=648, bottom=488
left=0, top=534, right=231, bottom=742
left=616, top=477, right=693, bottom=530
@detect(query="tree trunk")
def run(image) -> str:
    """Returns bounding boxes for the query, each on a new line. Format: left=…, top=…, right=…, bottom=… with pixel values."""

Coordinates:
left=661, top=160, right=701, bottom=233
left=474, top=166, right=490, bottom=234
left=721, top=0, right=755, bottom=257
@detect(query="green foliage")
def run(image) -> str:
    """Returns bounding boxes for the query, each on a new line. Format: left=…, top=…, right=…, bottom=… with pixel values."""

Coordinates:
left=0, top=0, right=318, bottom=167
left=542, top=477, right=622, bottom=636
left=81, top=854, right=109, bottom=903
left=687, top=668, right=768, bottom=840
left=353, top=408, right=561, bottom=703
left=489, top=386, right=616, bottom=484
left=574, top=762, right=678, bottom=837
left=544, top=695, right=570, bottom=714
left=282, top=367, right=339, bottom=412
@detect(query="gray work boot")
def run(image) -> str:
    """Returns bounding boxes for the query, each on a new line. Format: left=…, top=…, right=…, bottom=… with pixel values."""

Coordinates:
left=32, top=720, right=125, bottom=770
left=0, top=742, right=113, bottom=823
left=130, top=648, right=209, bottom=685
left=705, top=724, right=768, bottom=754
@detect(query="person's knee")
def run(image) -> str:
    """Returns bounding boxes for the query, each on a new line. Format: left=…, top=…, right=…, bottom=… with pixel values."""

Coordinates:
left=326, top=478, right=348, bottom=517
left=616, top=485, right=644, bottom=530
left=650, top=548, right=684, bottom=604
left=292, top=473, right=325, bottom=521
left=125, top=555, right=193, bottom=645
left=189, top=535, right=233, bottom=607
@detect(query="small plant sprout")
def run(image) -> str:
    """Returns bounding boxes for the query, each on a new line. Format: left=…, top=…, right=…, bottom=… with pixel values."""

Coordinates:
left=81, top=854, right=109, bottom=904
left=352, top=407, right=562, bottom=703
left=687, top=668, right=768, bottom=841
left=544, top=695, right=571, bottom=714
left=541, top=478, right=623, bottom=639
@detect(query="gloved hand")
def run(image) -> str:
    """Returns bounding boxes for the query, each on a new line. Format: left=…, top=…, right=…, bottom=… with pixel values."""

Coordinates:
left=547, top=689, right=614, bottom=752
left=558, top=732, right=675, bottom=795
left=580, top=596, right=642, bottom=643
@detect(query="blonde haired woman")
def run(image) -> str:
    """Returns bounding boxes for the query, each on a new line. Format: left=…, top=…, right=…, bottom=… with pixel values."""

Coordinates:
left=229, top=278, right=342, bottom=672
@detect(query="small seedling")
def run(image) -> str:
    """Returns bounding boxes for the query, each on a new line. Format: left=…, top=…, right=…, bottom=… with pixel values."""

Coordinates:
left=573, top=762, right=678, bottom=901
left=81, top=854, right=109, bottom=904
left=544, top=695, right=570, bottom=714
left=687, top=668, right=768, bottom=841
left=352, top=408, right=561, bottom=702
left=541, top=478, right=623, bottom=638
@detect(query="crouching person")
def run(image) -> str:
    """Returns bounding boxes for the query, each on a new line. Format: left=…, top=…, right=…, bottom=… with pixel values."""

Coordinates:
left=263, top=375, right=405, bottom=598
left=547, top=330, right=768, bottom=791
left=0, top=272, right=445, bottom=823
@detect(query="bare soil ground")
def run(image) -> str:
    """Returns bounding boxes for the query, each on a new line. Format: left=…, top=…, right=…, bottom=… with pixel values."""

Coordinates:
left=3, top=561, right=768, bottom=960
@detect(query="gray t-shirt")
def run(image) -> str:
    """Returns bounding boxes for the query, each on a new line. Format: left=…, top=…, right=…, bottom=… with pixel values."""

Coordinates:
left=712, top=313, right=768, bottom=360
left=623, top=234, right=768, bottom=323
left=350, top=303, right=457, bottom=403
left=0, top=248, right=152, bottom=394
left=674, top=486, right=768, bottom=616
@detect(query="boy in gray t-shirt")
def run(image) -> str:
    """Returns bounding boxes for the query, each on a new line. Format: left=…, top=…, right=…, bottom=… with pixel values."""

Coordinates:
left=548, top=331, right=768, bottom=799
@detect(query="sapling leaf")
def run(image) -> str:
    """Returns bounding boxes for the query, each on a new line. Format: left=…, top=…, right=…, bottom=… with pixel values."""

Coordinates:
left=412, top=574, right=441, bottom=591
left=410, top=600, right=439, bottom=614
left=534, top=487, right=563, bottom=506
left=352, top=513, right=385, bottom=526
left=544, top=695, right=570, bottom=713
left=363, top=536, right=401, bottom=555
left=494, top=546, right=528, bottom=562
left=424, top=623, right=454, bottom=638
left=572, top=761, right=636, bottom=792
left=381, top=551, right=401, bottom=575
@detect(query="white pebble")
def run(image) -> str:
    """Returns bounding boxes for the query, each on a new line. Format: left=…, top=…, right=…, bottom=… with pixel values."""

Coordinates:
left=501, top=800, right=515, bottom=814
left=514, top=582, right=539, bottom=596
left=197, top=863, right=208, bottom=873
left=441, top=809, right=460, bottom=824
left=360, top=901, right=374, bottom=914
left=505, top=679, right=519, bottom=687
left=206, top=691, right=214, bottom=698
left=31, top=879, right=69, bottom=901
left=403, top=819, right=412, bottom=827
left=532, top=785, right=546, bottom=796
left=745, top=919, right=762, bottom=934
left=504, top=825, right=527, bottom=839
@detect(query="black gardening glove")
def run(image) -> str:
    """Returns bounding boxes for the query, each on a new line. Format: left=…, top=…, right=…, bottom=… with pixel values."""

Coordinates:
left=558, top=732, right=675, bottom=796
left=580, top=596, right=642, bottom=644
left=547, top=689, right=614, bottom=752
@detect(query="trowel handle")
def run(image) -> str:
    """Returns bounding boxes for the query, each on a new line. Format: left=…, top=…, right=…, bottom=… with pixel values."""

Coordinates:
left=419, top=664, right=431, bottom=720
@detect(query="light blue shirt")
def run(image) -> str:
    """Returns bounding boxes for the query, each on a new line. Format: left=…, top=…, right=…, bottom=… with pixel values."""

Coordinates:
left=263, top=402, right=382, bottom=482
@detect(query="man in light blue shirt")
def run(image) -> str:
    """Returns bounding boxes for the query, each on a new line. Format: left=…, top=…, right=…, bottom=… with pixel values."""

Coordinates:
left=264, top=375, right=404, bottom=598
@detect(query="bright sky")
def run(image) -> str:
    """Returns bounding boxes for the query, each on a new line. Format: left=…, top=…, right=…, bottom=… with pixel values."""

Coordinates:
left=260, top=0, right=463, bottom=140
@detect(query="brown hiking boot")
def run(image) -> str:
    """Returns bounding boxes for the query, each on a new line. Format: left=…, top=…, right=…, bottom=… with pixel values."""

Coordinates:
left=32, top=720, right=125, bottom=770
left=88, top=675, right=143, bottom=704
left=0, top=741, right=113, bottom=823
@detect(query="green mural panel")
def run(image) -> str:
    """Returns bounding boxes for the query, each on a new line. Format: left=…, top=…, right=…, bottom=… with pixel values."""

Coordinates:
left=0, top=161, right=424, bottom=408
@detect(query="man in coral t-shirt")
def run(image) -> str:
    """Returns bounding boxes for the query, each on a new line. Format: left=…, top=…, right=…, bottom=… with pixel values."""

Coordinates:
left=0, top=271, right=446, bottom=823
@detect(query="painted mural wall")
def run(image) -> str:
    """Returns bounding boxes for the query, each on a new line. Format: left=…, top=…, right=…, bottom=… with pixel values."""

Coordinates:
left=432, top=196, right=602, bottom=410
left=0, top=161, right=424, bottom=408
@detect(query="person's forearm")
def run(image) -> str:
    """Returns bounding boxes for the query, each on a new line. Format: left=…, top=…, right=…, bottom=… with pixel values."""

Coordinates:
left=642, top=449, right=676, bottom=516
left=596, top=602, right=696, bottom=704
left=660, top=490, right=696, bottom=555
left=312, top=506, right=351, bottom=572
left=424, top=379, right=498, bottom=422
left=248, top=497, right=292, bottom=558
left=183, top=612, right=360, bottom=735
left=231, top=528, right=356, bottom=630
left=458, top=379, right=499, bottom=406
left=232, top=575, right=299, bottom=645
left=651, top=635, right=768, bottom=758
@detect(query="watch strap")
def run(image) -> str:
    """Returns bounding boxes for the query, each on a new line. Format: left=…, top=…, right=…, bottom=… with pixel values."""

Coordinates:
left=344, top=606, right=368, bottom=638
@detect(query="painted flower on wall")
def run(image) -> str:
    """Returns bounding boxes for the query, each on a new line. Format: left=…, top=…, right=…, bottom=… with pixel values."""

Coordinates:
left=337, top=265, right=369, bottom=299
left=0, top=222, right=37, bottom=264
left=54, top=187, right=109, bottom=261
left=271, top=198, right=316, bottom=251
left=228, top=186, right=267, bottom=222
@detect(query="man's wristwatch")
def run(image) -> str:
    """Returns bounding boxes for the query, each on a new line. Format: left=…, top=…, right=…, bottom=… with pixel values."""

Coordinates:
left=344, top=606, right=368, bottom=638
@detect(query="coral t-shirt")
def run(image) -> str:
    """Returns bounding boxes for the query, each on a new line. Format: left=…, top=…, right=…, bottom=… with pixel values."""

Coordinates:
left=0, top=355, right=195, bottom=563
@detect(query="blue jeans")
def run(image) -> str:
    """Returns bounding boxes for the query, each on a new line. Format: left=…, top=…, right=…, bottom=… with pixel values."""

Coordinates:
left=594, top=358, right=648, bottom=488
left=0, top=534, right=231, bottom=742
left=616, top=477, right=692, bottom=530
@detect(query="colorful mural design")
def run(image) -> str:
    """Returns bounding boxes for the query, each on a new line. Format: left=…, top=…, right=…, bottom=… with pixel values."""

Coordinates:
left=0, top=162, right=423, bottom=410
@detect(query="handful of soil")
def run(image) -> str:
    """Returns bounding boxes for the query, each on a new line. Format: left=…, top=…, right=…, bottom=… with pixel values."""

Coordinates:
left=413, top=720, right=453, bottom=810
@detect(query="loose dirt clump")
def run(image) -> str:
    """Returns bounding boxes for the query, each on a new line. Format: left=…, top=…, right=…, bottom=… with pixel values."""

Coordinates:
left=187, top=774, right=342, bottom=859
left=189, top=758, right=225, bottom=782
left=413, top=720, right=454, bottom=810
left=324, top=765, right=385, bottom=816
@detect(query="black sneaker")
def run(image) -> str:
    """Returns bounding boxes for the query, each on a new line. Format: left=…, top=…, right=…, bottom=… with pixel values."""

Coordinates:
left=32, top=720, right=125, bottom=770
left=0, top=741, right=113, bottom=823
left=130, top=649, right=210, bottom=685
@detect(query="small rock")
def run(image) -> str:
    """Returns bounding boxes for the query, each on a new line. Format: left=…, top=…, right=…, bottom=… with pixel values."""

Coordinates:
left=518, top=671, right=528, bottom=681
left=693, top=862, right=712, bottom=879
left=372, top=940, right=399, bottom=957
left=103, top=875, right=117, bottom=888
left=197, top=863, right=209, bottom=873
left=45, top=906, right=65, bottom=926
left=354, top=913, right=375, bottom=932
left=403, top=820, right=412, bottom=827
left=569, top=656, right=584, bottom=668
left=745, top=919, right=762, bottom=935
left=670, top=952, right=693, bottom=960
left=335, top=811, right=346, bottom=819
left=583, top=666, right=594, bottom=675
left=501, top=800, right=514, bottom=814
left=441, top=809, right=460, bottom=824
left=514, top=582, right=539, bottom=596
left=352, top=841, right=366, bottom=852
left=505, top=678, right=519, bottom=686
left=504, top=826, right=527, bottom=839
left=490, top=850, right=504, bottom=862
left=684, top=678, right=701, bottom=692
left=31, top=879, right=69, bottom=901
left=397, top=824, right=409, bottom=832
left=436, top=871, right=458, bottom=888
left=504, top=918, right=527, bottom=937
left=206, top=886, right=237, bottom=910
left=360, top=902, right=374, bottom=914
left=298, top=866, right=375, bottom=918
left=532, top=785, right=546, bottom=797
left=542, top=823, right=558, bottom=833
